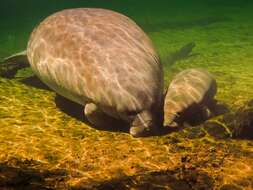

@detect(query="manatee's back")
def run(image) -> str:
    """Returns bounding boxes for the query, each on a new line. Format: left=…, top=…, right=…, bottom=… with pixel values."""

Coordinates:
left=27, top=8, right=163, bottom=119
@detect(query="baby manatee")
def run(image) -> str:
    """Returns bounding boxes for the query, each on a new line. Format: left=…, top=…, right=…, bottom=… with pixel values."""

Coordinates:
left=164, top=68, right=217, bottom=127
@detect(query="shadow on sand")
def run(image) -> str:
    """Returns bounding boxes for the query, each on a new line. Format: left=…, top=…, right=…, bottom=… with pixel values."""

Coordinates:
left=2, top=74, right=178, bottom=136
left=55, top=94, right=131, bottom=134
left=0, top=158, right=68, bottom=189
left=20, top=75, right=130, bottom=134
left=0, top=157, right=215, bottom=190
left=20, top=75, right=51, bottom=91
left=73, top=167, right=214, bottom=190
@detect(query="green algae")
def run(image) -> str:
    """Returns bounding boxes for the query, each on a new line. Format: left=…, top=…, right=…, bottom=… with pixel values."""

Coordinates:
left=0, top=0, right=253, bottom=189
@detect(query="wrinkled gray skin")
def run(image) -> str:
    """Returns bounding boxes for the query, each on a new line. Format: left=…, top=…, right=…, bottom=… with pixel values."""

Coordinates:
left=3, top=8, right=164, bottom=137
left=164, top=68, right=217, bottom=127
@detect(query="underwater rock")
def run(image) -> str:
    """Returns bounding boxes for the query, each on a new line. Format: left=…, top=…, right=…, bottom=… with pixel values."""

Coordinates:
left=221, top=100, right=253, bottom=139
left=203, top=121, right=231, bottom=139
left=192, top=99, right=253, bottom=140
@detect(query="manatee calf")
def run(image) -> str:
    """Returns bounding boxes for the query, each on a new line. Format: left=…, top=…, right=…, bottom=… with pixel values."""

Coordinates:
left=3, top=8, right=164, bottom=137
left=164, top=68, right=217, bottom=127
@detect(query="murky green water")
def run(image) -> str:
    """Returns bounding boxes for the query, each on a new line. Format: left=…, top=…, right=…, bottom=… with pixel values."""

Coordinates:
left=0, top=0, right=253, bottom=189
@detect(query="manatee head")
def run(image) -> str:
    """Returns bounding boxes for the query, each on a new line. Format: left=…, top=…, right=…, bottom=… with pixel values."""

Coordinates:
left=129, top=106, right=163, bottom=137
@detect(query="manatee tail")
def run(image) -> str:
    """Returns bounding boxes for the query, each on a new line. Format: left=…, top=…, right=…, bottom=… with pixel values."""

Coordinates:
left=0, top=50, right=29, bottom=78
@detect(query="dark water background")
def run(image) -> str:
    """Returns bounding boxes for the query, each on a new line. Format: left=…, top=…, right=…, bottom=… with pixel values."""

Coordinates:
left=1, top=0, right=252, bottom=54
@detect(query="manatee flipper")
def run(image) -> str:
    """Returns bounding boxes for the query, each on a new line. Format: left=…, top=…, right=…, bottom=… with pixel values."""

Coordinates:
left=84, top=103, right=125, bottom=130
left=0, top=50, right=29, bottom=78
left=130, top=110, right=161, bottom=137
left=2, top=50, right=28, bottom=63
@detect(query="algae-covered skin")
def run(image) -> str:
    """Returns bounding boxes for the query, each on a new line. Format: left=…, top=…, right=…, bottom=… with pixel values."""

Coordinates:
left=164, top=68, right=217, bottom=127
left=25, top=8, right=164, bottom=137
